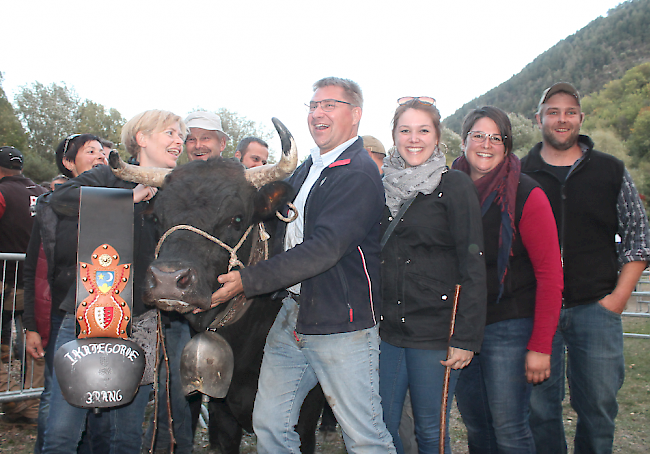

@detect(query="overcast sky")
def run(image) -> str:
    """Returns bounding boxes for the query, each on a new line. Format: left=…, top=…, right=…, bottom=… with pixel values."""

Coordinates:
left=1, top=0, right=623, bottom=159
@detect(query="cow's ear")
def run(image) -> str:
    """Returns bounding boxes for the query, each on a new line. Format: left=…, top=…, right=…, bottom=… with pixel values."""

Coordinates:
left=253, top=181, right=295, bottom=222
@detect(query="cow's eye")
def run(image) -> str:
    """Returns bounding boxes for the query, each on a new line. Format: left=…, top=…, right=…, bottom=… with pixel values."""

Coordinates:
left=230, top=215, right=243, bottom=230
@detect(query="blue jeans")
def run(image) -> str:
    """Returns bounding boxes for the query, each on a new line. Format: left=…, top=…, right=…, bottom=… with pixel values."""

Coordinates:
left=455, top=317, right=535, bottom=454
left=144, top=317, right=194, bottom=454
left=529, top=302, right=625, bottom=454
left=252, top=297, right=395, bottom=454
left=380, top=341, right=458, bottom=454
left=35, top=312, right=64, bottom=454
left=41, top=314, right=152, bottom=454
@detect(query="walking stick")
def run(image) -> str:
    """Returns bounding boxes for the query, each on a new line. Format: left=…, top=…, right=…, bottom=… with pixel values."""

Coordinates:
left=439, top=284, right=461, bottom=454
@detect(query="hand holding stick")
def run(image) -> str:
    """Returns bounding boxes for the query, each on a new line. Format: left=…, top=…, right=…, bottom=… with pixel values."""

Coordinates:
left=439, top=284, right=461, bottom=454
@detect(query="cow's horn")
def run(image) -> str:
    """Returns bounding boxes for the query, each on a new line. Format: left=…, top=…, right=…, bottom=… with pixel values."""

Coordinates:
left=244, top=118, right=298, bottom=188
left=108, top=150, right=171, bottom=188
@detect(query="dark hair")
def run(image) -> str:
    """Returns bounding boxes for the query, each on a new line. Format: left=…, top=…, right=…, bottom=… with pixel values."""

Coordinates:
left=461, top=106, right=513, bottom=154
left=236, top=137, right=269, bottom=158
left=391, top=99, right=442, bottom=145
left=55, top=133, right=102, bottom=178
left=99, top=138, right=115, bottom=149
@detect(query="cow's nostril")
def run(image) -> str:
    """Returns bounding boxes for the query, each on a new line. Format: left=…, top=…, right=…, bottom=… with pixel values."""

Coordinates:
left=177, top=269, right=193, bottom=290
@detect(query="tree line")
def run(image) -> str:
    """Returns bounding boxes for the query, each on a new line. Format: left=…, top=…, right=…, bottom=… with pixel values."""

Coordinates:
left=0, top=73, right=272, bottom=184
left=3, top=60, right=649, bottom=206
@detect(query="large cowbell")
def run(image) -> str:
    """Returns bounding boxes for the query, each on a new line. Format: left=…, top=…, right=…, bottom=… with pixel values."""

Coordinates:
left=54, top=187, right=143, bottom=408
left=180, top=331, right=234, bottom=398
left=54, top=338, right=145, bottom=408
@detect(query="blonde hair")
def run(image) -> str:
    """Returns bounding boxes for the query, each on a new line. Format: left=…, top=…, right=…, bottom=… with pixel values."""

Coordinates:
left=121, top=110, right=187, bottom=158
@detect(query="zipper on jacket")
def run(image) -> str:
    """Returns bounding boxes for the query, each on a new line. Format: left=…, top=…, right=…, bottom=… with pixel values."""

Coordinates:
left=545, top=154, right=586, bottom=308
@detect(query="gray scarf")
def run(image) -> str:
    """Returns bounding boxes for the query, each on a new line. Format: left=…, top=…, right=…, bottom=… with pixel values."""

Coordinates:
left=382, top=147, right=447, bottom=216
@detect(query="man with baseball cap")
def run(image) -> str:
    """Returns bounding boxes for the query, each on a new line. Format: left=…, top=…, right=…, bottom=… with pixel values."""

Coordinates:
left=521, top=82, right=650, bottom=453
left=0, top=146, right=46, bottom=424
left=362, top=135, right=386, bottom=174
left=184, top=111, right=229, bottom=161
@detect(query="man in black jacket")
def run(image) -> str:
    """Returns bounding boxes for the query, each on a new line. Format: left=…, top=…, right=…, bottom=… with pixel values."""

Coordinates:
left=521, top=82, right=650, bottom=454
left=213, top=77, right=396, bottom=453
left=0, top=146, right=46, bottom=424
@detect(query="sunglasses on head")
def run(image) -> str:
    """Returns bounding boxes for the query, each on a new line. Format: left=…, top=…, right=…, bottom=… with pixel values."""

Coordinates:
left=62, top=134, right=81, bottom=156
left=397, top=96, right=436, bottom=106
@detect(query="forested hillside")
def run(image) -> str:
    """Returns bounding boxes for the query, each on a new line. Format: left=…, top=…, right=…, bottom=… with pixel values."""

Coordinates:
left=443, top=0, right=650, bottom=132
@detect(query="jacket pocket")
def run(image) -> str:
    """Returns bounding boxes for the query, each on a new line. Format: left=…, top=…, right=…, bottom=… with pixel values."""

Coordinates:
left=402, top=272, right=454, bottom=342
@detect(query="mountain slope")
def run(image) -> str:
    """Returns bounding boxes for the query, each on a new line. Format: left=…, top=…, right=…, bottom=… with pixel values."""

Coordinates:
left=443, top=0, right=650, bottom=132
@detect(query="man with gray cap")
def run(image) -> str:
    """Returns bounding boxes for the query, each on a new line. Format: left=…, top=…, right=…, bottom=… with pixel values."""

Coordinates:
left=362, top=135, right=386, bottom=174
left=0, top=146, right=46, bottom=424
left=184, top=111, right=229, bottom=161
left=521, top=82, right=650, bottom=454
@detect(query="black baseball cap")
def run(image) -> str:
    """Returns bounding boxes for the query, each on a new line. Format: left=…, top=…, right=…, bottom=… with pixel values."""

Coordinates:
left=0, top=146, right=24, bottom=170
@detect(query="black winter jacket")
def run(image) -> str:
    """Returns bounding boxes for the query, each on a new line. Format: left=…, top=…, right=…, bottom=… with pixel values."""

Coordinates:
left=0, top=175, right=46, bottom=285
left=380, top=169, right=487, bottom=352
left=22, top=195, right=73, bottom=332
left=240, top=138, right=385, bottom=335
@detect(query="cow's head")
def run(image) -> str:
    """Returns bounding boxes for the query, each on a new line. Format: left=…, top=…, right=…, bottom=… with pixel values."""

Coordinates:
left=110, top=118, right=297, bottom=315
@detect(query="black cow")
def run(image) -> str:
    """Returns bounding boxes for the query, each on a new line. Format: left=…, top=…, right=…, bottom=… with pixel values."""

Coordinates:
left=110, top=119, right=326, bottom=453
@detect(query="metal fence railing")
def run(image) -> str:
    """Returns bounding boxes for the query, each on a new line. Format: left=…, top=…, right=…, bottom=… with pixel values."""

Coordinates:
left=622, top=270, right=650, bottom=339
left=1, top=254, right=648, bottom=411
left=0, top=253, right=44, bottom=403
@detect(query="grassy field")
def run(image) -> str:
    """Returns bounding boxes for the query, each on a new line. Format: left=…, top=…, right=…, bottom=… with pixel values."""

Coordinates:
left=1, top=316, right=648, bottom=453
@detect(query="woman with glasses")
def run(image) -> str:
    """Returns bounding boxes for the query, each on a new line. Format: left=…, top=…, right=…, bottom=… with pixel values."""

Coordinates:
left=452, top=106, right=563, bottom=453
left=379, top=97, right=487, bottom=454
left=34, top=111, right=186, bottom=454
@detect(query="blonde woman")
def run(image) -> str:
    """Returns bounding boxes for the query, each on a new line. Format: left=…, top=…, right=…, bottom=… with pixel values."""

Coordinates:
left=40, top=111, right=186, bottom=454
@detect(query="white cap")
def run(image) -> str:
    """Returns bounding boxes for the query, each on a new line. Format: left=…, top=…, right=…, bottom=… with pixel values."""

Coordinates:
left=184, top=111, right=229, bottom=139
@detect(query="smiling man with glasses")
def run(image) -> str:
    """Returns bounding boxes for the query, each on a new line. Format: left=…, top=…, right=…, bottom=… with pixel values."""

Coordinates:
left=212, top=77, right=396, bottom=453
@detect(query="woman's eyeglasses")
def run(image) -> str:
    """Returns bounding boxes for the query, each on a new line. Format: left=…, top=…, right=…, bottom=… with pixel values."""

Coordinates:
left=397, top=96, right=436, bottom=106
left=467, top=131, right=506, bottom=146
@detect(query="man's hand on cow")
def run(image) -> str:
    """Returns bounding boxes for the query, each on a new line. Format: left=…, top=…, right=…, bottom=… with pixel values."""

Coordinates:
left=193, top=271, right=245, bottom=313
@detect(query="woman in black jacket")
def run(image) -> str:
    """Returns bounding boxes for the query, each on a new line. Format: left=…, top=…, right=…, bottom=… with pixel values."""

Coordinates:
left=23, top=133, right=107, bottom=452
left=379, top=97, right=487, bottom=454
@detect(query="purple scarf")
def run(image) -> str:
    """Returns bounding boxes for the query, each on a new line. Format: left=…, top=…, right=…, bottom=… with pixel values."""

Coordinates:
left=452, top=153, right=521, bottom=302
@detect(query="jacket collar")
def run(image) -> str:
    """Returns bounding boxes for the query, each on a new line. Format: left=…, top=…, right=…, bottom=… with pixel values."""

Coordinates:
left=522, top=134, right=594, bottom=172
left=290, top=137, right=364, bottom=184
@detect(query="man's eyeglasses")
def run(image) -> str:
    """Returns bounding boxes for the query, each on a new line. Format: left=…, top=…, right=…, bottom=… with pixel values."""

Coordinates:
left=306, top=99, right=353, bottom=113
left=62, top=134, right=81, bottom=156
left=397, top=96, right=436, bottom=106
left=467, top=131, right=506, bottom=146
